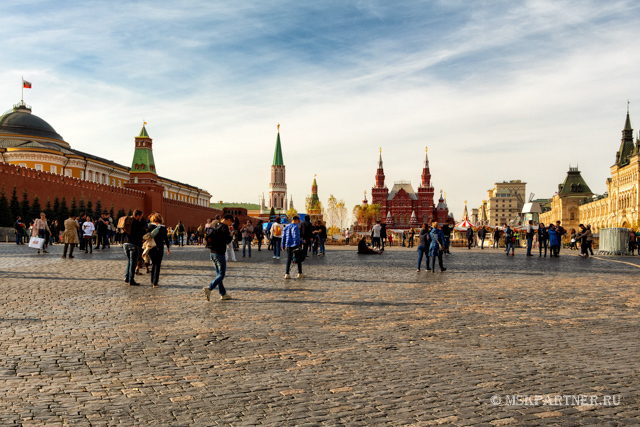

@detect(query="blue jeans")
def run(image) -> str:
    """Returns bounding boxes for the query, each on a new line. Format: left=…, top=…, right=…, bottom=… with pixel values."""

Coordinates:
left=16, top=231, right=23, bottom=244
left=506, top=241, right=514, bottom=254
left=526, top=237, right=533, bottom=255
left=417, top=246, right=431, bottom=270
left=285, top=247, right=302, bottom=274
left=123, top=243, right=141, bottom=283
left=209, top=253, right=227, bottom=295
left=272, top=237, right=281, bottom=257
left=319, top=238, right=326, bottom=254
left=242, top=238, right=252, bottom=256
left=443, top=236, right=450, bottom=252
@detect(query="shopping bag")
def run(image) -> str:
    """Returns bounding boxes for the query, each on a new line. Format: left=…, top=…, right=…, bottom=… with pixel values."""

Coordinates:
left=29, top=237, right=44, bottom=249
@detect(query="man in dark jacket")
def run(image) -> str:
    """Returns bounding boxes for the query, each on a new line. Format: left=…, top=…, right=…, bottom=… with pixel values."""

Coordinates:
left=441, top=221, right=452, bottom=254
left=96, top=213, right=109, bottom=250
left=203, top=215, right=234, bottom=301
left=466, top=226, right=474, bottom=249
left=478, top=226, right=487, bottom=249
left=300, top=216, right=314, bottom=254
left=123, top=210, right=146, bottom=286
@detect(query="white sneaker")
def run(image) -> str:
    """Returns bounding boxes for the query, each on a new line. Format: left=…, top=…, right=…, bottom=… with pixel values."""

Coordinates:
left=284, top=274, right=291, bottom=279
left=272, top=256, right=277, bottom=259
left=276, top=256, right=280, bottom=259
left=220, top=294, right=232, bottom=300
left=202, top=287, right=211, bottom=301
left=297, top=273, right=305, bottom=279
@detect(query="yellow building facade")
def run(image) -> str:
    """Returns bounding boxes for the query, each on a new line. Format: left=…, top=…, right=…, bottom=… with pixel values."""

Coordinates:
left=0, top=101, right=211, bottom=207
left=541, top=109, right=639, bottom=232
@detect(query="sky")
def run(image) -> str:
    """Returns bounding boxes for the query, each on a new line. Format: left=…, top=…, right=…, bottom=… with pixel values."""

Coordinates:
left=2, top=0, right=640, bottom=222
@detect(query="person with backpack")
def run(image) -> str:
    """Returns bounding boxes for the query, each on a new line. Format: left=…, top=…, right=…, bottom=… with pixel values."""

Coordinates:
left=271, top=217, right=283, bottom=259
left=548, top=224, right=560, bottom=257
left=283, top=215, right=304, bottom=279
left=123, top=210, right=146, bottom=286
left=175, top=221, right=186, bottom=246
left=203, top=214, right=234, bottom=301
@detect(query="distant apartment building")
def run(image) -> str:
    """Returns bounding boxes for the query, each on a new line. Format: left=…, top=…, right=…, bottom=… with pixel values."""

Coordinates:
left=484, top=180, right=527, bottom=227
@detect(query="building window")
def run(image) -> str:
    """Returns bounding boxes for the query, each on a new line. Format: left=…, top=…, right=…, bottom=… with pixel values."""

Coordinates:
left=50, top=165, right=57, bottom=174
left=65, top=169, right=72, bottom=177
left=35, top=164, right=43, bottom=171
left=80, top=171, right=84, bottom=180
left=19, top=163, right=26, bottom=167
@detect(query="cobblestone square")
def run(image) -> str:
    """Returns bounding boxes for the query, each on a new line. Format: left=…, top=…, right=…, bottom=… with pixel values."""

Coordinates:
left=1, top=243, right=639, bottom=426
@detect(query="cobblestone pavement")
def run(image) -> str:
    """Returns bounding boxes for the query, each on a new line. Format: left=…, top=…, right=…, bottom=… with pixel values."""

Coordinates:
left=0, top=243, right=639, bottom=426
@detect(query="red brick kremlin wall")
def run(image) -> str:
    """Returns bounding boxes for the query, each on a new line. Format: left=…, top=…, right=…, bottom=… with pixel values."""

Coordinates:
left=1, top=163, right=261, bottom=230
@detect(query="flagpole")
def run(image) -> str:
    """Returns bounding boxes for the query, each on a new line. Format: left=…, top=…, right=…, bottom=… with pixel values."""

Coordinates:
left=21, top=76, right=23, bottom=103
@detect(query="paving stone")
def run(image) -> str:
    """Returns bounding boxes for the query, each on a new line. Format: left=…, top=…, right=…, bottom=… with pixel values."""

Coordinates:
left=0, top=244, right=638, bottom=424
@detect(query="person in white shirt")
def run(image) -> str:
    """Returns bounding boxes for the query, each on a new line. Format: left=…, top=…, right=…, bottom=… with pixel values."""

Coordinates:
left=82, top=217, right=95, bottom=254
left=371, top=221, right=382, bottom=249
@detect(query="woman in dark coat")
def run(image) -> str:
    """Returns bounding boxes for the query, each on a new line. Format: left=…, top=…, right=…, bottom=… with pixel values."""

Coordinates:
left=428, top=222, right=446, bottom=273
left=416, top=223, right=431, bottom=272
left=147, top=212, right=171, bottom=287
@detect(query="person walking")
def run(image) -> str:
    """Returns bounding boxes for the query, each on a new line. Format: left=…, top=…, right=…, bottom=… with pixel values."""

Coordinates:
left=575, top=224, right=592, bottom=257
left=203, top=214, right=233, bottom=301
left=504, top=224, right=515, bottom=256
left=538, top=223, right=549, bottom=257
left=416, top=223, right=431, bottom=272
left=61, top=214, right=80, bottom=259
left=555, top=221, right=566, bottom=253
left=477, top=226, right=487, bottom=249
left=271, top=217, right=283, bottom=259
left=492, top=227, right=501, bottom=249
left=241, top=220, right=254, bottom=258
left=466, top=226, right=474, bottom=250
left=147, top=212, right=171, bottom=287
left=380, top=223, right=387, bottom=251
left=33, top=212, right=51, bottom=254
left=441, top=221, right=452, bottom=254
left=175, top=221, right=187, bottom=246
left=317, top=220, right=327, bottom=256
left=14, top=216, right=25, bottom=245
left=82, top=217, right=95, bottom=254
left=586, top=225, right=595, bottom=255
left=525, top=220, right=535, bottom=256
left=300, top=216, right=314, bottom=254
left=345, top=229, right=350, bottom=246
left=408, top=227, right=415, bottom=248
left=254, top=220, right=264, bottom=251
left=569, top=229, right=578, bottom=250
left=225, top=222, right=237, bottom=262
left=548, top=225, right=560, bottom=257
left=428, top=222, right=446, bottom=272
left=96, top=213, right=109, bottom=250
left=123, top=210, right=146, bottom=286
left=283, top=215, right=304, bottom=279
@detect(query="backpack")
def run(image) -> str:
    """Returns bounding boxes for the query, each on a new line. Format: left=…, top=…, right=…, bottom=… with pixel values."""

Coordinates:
left=117, top=216, right=133, bottom=235
left=204, top=226, right=221, bottom=249
left=273, top=224, right=282, bottom=237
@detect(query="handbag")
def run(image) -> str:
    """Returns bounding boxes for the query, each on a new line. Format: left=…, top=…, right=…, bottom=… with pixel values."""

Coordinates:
left=143, top=233, right=157, bottom=249
left=29, top=236, right=44, bottom=249
left=293, top=246, right=307, bottom=263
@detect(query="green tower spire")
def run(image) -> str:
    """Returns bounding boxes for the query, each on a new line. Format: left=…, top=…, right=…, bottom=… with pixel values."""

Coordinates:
left=273, top=127, right=284, bottom=166
left=131, top=124, right=157, bottom=175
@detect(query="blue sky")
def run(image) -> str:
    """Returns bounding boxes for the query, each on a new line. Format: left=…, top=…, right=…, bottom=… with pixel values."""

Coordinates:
left=2, top=0, right=640, bottom=221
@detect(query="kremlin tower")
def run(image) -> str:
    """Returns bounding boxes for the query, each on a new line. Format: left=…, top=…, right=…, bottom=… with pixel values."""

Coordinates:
left=268, top=124, right=287, bottom=212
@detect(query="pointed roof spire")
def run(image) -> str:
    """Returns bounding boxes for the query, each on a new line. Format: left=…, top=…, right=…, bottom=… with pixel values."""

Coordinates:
left=313, top=173, right=317, bottom=187
left=378, top=147, right=383, bottom=168
left=424, top=146, right=429, bottom=167
left=625, top=101, right=632, bottom=130
left=273, top=124, right=284, bottom=166
left=138, top=121, right=149, bottom=138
